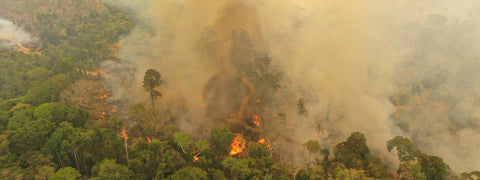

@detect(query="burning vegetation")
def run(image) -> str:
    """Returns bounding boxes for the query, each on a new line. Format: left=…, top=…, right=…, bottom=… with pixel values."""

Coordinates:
left=2, top=0, right=480, bottom=179
left=229, top=135, right=246, bottom=156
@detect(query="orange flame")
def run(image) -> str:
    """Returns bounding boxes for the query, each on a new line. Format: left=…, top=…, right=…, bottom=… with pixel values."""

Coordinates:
left=121, top=130, right=128, bottom=140
left=286, top=126, right=292, bottom=129
left=253, top=115, right=261, bottom=126
left=111, top=109, right=117, bottom=113
left=193, top=155, right=199, bottom=162
left=256, top=99, right=260, bottom=103
left=258, top=138, right=265, bottom=144
left=102, top=112, right=106, bottom=115
left=101, top=93, right=108, bottom=100
left=147, top=137, right=152, bottom=143
left=230, top=136, right=245, bottom=155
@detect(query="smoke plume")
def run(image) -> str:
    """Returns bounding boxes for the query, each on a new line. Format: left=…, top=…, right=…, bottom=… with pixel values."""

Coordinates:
left=102, top=0, right=480, bottom=172
left=0, top=18, right=36, bottom=48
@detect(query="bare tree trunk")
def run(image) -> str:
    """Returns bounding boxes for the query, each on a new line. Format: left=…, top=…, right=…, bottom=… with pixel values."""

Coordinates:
left=151, top=91, right=155, bottom=116
left=73, top=148, right=80, bottom=172
left=56, top=151, right=65, bottom=168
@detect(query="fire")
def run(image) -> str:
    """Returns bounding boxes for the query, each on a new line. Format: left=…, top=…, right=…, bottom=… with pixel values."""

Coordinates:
left=111, top=109, right=117, bottom=113
left=101, top=93, right=108, bottom=100
left=121, top=130, right=128, bottom=140
left=229, top=136, right=245, bottom=155
left=191, top=151, right=200, bottom=162
left=147, top=137, right=152, bottom=143
left=258, top=138, right=265, bottom=144
left=256, top=99, right=260, bottom=103
left=253, top=115, right=261, bottom=126
left=286, top=126, right=292, bottom=129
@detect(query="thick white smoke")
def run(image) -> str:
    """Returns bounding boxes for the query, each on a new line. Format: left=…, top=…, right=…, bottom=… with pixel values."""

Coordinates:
left=0, top=18, right=36, bottom=48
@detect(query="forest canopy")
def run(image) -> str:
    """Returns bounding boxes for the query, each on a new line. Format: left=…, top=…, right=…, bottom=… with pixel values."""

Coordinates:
left=0, top=0, right=479, bottom=180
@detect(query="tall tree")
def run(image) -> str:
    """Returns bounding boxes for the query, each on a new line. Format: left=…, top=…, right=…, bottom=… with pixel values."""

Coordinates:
left=142, top=69, right=163, bottom=115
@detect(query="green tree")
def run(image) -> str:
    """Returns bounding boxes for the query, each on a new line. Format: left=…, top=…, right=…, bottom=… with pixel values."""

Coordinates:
left=49, top=167, right=81, bottom=180
left=309, top=165, right=326, bottom=180
left=53, top=57, right=76, bottom=78
left=303, top=140, right=321, bottom=154
left=62, top=127, right=95, bottom=174
left=173, top=133, right=191, bottom=154
left=333, top=167, right=367, bottom=180
left=210, top=127, right=235, bottom=155
left=417, top=153, right=450, bottom=180
left=194, top=140, right=210, bottom=154
left=334, top=132, right=369, bottom=169
left=166, top=167, right=208, bottom=180
left=41, top=122, right=74, bottom=169
left=94, top=159, right=132, bottom=180
left=17, top=151, right=56, bottom=180
left=397, top=162, right=426, bottom=180
left=295, top=168, right=310, bottom=180
left=24, top=81, right=57, bottom=106
left=34, top=103, right=56, bottom=120
left=386, top=136, right=419, bottom=162
left=9, top=118, right=55, bottom=154
left=209, top=168, right=227, bottom=180
left=222, top=157, right=251, bottom=180
left=142, top=69, right=163, bottom=115
left=25, top=67, right=53, bottom=86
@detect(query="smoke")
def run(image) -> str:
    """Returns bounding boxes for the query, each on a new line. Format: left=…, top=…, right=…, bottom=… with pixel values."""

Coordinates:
left=0, top=18, right=36, bottom=48
left=102, top=0, right=480, bottom=172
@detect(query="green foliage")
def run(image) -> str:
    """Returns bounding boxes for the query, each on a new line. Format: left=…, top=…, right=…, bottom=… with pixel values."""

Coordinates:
left=248, top=143, right=270, bottom=158
left=295, top=168, right=310, bottom=180
left=210, top=127, right=235, bottom=155
left=34, top=103, right=56, bottom=120
left=209, top=168, right=227, bottom=180
left=397, top=162, right=426, bottom=180
left=25, top=67, right=53, bottom=85
left=142, top=69, right=163, bottom=95
left=417, top=153, right=450, bottom=180
left=9, top=118, right=55, bottom=154
left=386, top=136, right=419, bottom=162
left=366, top=156, right=391, bottom=179
left=334, top=132, right=369, bottom=169
left=52, top=57, right=76, bottom=78
left=166, top=167, right=208, bottom=180
left=333, top=167, right=367, bottom=180
left=17, top=151, right=56, bottom=179
left=23, top=81, right=57, bottom=106
left=303, top=139, right=321, bottom=154
left=222, top=157, right=251, bottom=180
left=143, top=69, right=163, bottom=113
left=173, top=133, right=191, bottom=153
left=195, top=140, right=210, bottom=154
left=7, top=107, right=34, bottom=130
left=94, top=159, right=132, bottom=180
left=49, top=167, right=82, bottom=180
left=310, top=165, right=326, bottom=180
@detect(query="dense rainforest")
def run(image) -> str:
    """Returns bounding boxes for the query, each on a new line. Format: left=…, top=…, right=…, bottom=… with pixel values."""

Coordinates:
left=0, top=0, right=479, bottom=180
